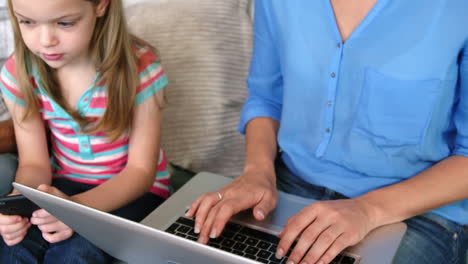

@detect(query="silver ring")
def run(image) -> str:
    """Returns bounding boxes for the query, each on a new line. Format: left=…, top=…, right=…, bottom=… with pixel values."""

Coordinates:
left=217, top=192, right=223, bottom=201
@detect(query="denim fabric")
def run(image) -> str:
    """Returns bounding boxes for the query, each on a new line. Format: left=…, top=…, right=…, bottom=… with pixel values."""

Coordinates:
left=0, top=226, right=113, bottom=264
left=393, top=212, right=468, bottom=264
left=0, top=153, right=17, bottom=197
left=0, top=178, right=165, bottom=263
left=275, top=158, right=468, bottom=264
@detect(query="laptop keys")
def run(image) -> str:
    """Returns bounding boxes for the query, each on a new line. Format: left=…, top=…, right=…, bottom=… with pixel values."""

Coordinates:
left=257, top=250, right=272, bottom=259
left=258, top=241, right=271, bottom=250
left=246, top=237, right=260, bottom=246
left=233, top=242, right=247, bottom=251
left=166, top=217, right=359, bottom=264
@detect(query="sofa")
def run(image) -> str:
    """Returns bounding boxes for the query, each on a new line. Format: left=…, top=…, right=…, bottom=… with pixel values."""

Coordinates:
left=125, top=0, right=255, bottom=191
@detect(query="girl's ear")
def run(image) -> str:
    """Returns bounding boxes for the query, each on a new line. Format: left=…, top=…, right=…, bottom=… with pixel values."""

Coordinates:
left=95, top=0, right=109, bottom=17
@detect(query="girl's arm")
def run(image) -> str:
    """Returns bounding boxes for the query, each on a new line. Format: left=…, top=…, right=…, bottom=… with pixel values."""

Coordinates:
left=71, top=91, right=163, bottom=212
left=2, top=98, right=52, bottom=191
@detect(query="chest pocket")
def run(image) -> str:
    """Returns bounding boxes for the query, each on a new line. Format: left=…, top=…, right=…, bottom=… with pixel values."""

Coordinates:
left=352, top=68, right=440, bottom=147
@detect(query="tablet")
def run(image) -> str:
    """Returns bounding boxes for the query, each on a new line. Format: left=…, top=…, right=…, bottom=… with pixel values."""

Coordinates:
left=0, top=194, right=40, bottom=217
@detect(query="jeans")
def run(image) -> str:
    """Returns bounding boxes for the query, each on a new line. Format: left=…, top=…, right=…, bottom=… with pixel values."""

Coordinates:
left=0, top=178, right=166, bottom=263
left=0, top=153, right=17, bottom=197
left=1, top=226, right=113, bottom=264
left=275, top=158, right=468, bottom=264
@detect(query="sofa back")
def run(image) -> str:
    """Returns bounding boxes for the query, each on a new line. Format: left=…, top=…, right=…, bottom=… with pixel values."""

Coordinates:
left=126, top=0, right=254, bottom=178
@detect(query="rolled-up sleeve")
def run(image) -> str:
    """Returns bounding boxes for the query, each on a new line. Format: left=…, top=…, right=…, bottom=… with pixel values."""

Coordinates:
left=238, top=0, right=283, bottom=134
left=453, top=41, right=468, bottom=156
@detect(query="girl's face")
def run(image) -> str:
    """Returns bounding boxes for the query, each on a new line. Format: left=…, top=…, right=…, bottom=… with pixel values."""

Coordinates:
left=11, top=0, right=106, bottom=70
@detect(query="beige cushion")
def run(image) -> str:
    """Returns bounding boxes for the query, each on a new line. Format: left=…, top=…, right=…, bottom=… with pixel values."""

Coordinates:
left=126, top=0, right=252, bottom=177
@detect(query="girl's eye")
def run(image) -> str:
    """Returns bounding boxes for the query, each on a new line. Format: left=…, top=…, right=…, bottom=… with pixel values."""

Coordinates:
left=58, top=21, right=75, bottom=27
left=18, top=19, right=34, bottom=25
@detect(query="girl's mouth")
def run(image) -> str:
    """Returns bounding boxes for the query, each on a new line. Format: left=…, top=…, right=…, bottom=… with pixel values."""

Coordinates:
left=43, top=53, right=64, bottom=61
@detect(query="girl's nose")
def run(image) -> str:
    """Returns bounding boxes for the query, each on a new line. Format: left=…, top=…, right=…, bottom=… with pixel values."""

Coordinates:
left=39, top=26, right=58, bottom=48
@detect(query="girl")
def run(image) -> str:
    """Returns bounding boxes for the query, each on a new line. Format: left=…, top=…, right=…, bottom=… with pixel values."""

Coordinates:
left=0, top=0, right=170, bottom=262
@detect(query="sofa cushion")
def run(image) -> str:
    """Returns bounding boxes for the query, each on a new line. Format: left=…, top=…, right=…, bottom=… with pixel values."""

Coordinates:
left=126, top=0, right=252, bottom=177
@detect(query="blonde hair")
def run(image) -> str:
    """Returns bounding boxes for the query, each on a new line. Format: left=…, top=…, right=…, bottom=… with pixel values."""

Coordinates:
left=7, top=0, right=155, bottom=141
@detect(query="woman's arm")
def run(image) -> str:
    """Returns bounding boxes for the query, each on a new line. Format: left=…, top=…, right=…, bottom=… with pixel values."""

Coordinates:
left=71, top=91, right=163, bottom=212
left=358, top=155, right=468, bottom=228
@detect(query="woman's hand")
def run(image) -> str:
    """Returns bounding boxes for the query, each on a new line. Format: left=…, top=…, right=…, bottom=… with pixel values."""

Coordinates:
left=29, top=185, right=74, bottom=243
left=185, top=167, right=278, bottom=244
left=0, top=214, right=31, bottom=246
left=277, top=199, right=377, bottom=264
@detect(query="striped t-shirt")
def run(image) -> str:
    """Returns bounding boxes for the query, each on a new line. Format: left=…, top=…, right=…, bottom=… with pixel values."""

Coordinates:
left=0, top=46, right=171, bottom=198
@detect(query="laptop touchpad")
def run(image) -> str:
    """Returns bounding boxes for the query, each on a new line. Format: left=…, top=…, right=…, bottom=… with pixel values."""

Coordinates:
left=231, top=191, right=316, bottom=234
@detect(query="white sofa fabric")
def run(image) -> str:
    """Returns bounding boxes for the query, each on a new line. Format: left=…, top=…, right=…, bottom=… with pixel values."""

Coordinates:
left=126, top=0, right=253, bottom=178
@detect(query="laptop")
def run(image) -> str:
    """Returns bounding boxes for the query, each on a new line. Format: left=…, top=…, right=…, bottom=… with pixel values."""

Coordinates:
left=13, top=172, right=406, bottom=264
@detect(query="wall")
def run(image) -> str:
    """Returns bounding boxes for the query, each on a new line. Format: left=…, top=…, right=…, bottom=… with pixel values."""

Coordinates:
left=0, top=0, right=153, bottom=8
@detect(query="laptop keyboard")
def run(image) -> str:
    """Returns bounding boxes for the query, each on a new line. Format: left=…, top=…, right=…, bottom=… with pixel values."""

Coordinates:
left=165, top=217, right=359, bottom=264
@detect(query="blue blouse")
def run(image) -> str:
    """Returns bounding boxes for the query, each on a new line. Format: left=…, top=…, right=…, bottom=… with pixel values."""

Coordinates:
left=239, top=0, right=468, bottom=225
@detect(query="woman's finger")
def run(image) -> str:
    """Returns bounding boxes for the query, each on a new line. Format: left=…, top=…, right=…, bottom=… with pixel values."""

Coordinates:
left=276, top=208, right=318, bottom=259
left=193, top=192, right=224, bottom=235
left=312, top=234, right=349, bottom=264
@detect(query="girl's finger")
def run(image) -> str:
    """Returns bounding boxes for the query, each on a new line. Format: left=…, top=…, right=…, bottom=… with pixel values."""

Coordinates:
left=0, top=218, right=29, bottom=235
left=36, top=220, right=69, bottom=234
left=42, top=228, right=73, bottom=243
left=3, top=222, right=30, bottom=241
left=3, top=233, right=27, bottom=246
left=0, top=214, right=23, bottom=225
left=30, top=213, right=56, bottom=225
left=31, top=208, right=50, bottom=218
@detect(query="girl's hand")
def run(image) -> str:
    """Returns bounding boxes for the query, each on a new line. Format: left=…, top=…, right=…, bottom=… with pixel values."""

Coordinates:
left=0, top=214, right=31, bottom=246
left=186, top=168, right=278, bottom=244
left=276, top=199, right=377, bottom=264
left=29, top=185, right=74, bottom=243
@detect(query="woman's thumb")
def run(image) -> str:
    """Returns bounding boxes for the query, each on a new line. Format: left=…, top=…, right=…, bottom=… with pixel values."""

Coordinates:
left=253, top=195, right=277, bottom=221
